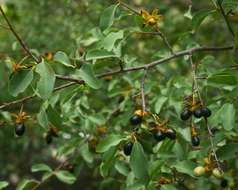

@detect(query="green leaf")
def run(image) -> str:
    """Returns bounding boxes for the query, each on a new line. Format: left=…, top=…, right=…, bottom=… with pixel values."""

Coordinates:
left=96, top=134, right=124, bottom=153
left=35, top=60, right=56, bottom=99
left=0, top=181, right=9, bottom=189
left=55, top=170, right=77, bottom=184
left=171, top=160, right=196, bottom=177
left=220, top=103, right=236, bottom=130
left=77, top=64, right=102, bottom=89
left=85, top=49, right=117, bottom=61
left=80, top=143, right=93, bottom=163
left=16, top=179, right=38, bottom=190
left=99, top=4, right=119, bottom=31
left=208, top=71, right=237, bottom=86
left=8, top=69, right=33, bottom=97
left=31, top=163, right=52, bottom=173
left=130, top=141, right=149, bottom=183
left=54, top=51, right=74, bottom=68
left=217, top=143, right=238, bottom=160
left=36, top=108, right=49, bottom=128
left=101, top=31, right=124, bottom=51
left=115, top=160, right=129, bottom=176
left=192, top=10, right=214, bottom=32
left=154, top=97, right=168, bottom=113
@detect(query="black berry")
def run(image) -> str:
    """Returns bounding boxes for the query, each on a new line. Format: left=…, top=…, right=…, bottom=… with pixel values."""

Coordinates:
left=220, top=179, right=228, bottom=188
left=201, top=107, right=212, bottom=118
left=130, top=115, right=142, bottom=125
left=191, top=136, right=200, bottom=146
left=193, top=108, right=203, bottom=118
left=123, top=142, right=133, bottom=156
left=15, top=123, right=25, bottom=136
left=165, top=129, right=176, bottom=140
left=180, top=110, right=192, bottom=121
left=45, top=133, right=53, bottom=144
left=154, top=130, right=166, bottom=142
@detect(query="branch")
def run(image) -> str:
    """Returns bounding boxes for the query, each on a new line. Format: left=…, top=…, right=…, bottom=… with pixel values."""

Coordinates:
left=0, top=6, right=40, bottom=63
left=140, top=69, right=148, bottom=113
left=217, top=0, right=235, bottom=39
left=0, top=45, right=234, bottom=110
left=0, top=82, right=77, bottom=109
left=117, top=0, right=140, bottom=15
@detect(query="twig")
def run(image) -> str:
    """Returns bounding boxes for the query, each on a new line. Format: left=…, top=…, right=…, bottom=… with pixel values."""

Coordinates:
left=205, top=118, right=223, bottom=172
left=0, top=23, right=9, bottom=30
left=217, top=0, right=235, bottom=39
left=0, top=45, right=234, bottom=110
left=140, top=69, right=148, bottom=113
left=117, top=0, right=140, bottom=15
left=156, top=29, right=174, bottom=54
left=0, top=6, right=40, bottom=63
left=0, top=82, right=77, bottom=109
left=189, top=53, right=222, bottom=172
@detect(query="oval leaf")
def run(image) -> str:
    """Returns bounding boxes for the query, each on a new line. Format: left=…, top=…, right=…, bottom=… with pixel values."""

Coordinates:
left=55, top=170, right=77, bottom=185
left=77, top=64, right=102, bottom=89
left=99, top=4, right=119, bottom=31
left=35, top=60, right=56, bottom=99
left=31, top=163, right=52, bottom=173
left=8, top=69, right=33, bottom=97
left=54, top=51, right=74, bottom=68
left=130, top=141, right=149, bottom=183
left=96, top=134, right=124, bottom=153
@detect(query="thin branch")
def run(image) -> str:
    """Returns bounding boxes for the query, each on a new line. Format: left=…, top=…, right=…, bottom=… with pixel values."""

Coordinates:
left=156, top=29, right=174, bottom=54
left=189, top=53, right=222, bottom=173
left=0, top=82, right=77, bottom=109
left=117, top=0, right=140, bottom=15
left=205, top=118, right=223, bottom=172
left=140, top=69, right=148, bottom=113
left=0, top=23, right=9, bottom=30
left=217, top=0, right=235, bottom=39
left=0, top=45, right=234, bottom=110
left=0, top=6, right=40, bottom=63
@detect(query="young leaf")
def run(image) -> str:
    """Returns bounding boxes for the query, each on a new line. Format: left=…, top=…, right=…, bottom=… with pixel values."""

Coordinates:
left=130, top=141, right=149, bottom=183
left=16, top=179, right=38, bottom=190
left=35, top=60, right=56, bottom=99
left=76, top=64, right=102, bottom=89
left=99, top=4, right=119, bottom=31
left=192, top=10, right=215, bottom=32
left=85, top=49, right=117, bottom=61
left=36, top=108, right=49, bottom=128
left=54, top=51, right=74, bottom=68
left=96, top=134, right=124, bottom=153
left=55, top=170, right=77, bottom=184
left=100, top=31, right=124, bottom=51
left=31, top=163, right=52, bottom=173
left=8, top=69, right=33, bottom=97
left=0, top=181, right=9, bottom=190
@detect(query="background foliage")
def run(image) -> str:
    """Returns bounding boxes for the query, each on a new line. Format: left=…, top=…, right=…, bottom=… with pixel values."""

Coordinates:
left=0, top=0, right=238, bottom=189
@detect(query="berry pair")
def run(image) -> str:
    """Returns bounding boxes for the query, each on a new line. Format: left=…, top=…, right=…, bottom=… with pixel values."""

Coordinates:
left=180, top=107, right=211, bottom=121
left=153, top=128, right=176, bottom=142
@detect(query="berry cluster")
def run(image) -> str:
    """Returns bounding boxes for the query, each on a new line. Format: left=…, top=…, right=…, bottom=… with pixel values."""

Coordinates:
left=123, top=110, right=176, bottom=156
left=180, top=95, right=212, bottom=147
left=193, top=157, right=228, bottom=188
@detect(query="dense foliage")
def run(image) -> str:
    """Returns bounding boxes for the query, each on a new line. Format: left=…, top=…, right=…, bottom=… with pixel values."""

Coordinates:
left=0, top=0, right=238, bottom=189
